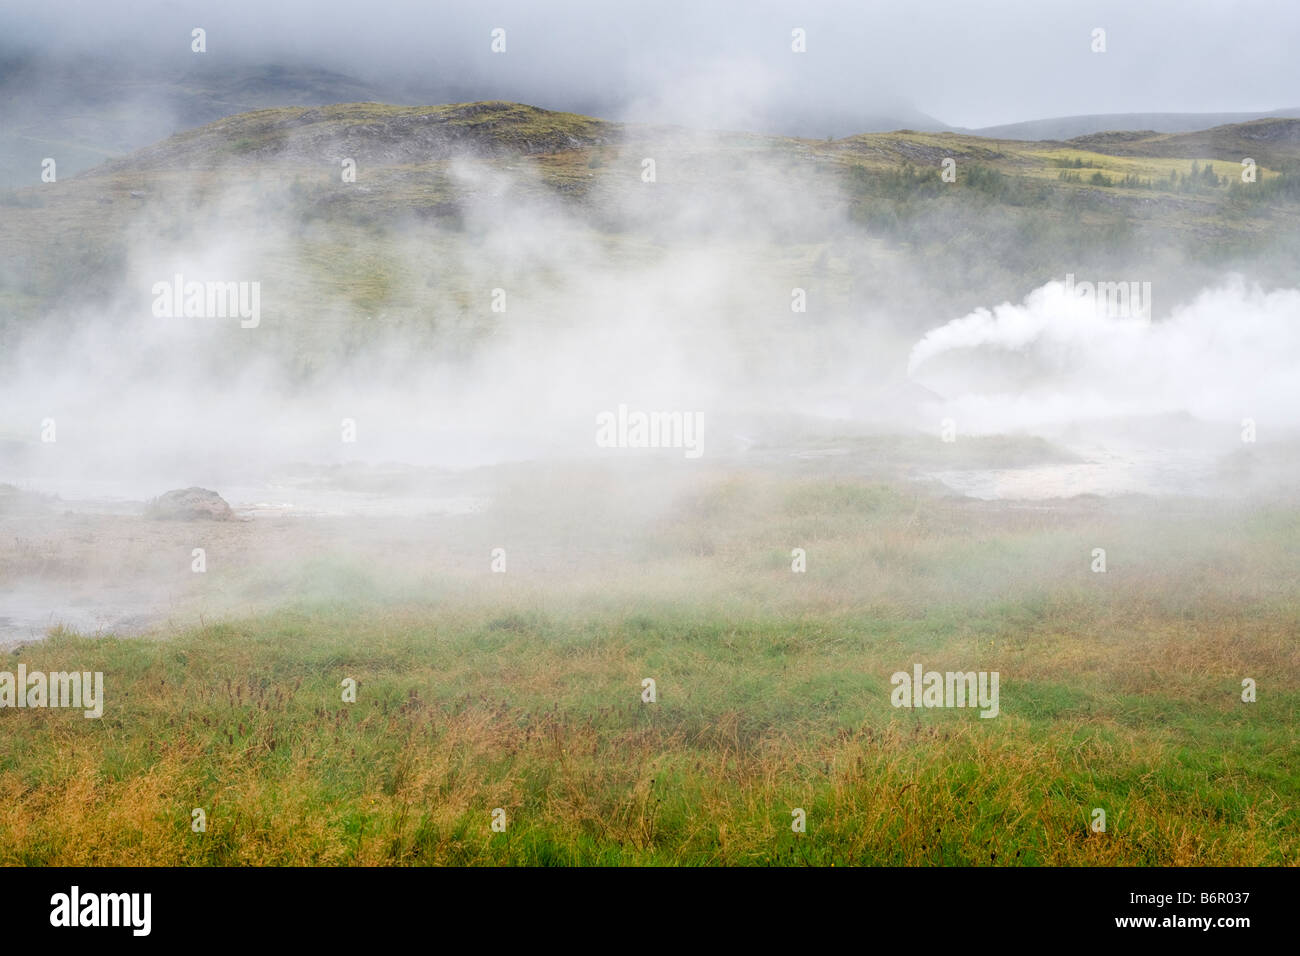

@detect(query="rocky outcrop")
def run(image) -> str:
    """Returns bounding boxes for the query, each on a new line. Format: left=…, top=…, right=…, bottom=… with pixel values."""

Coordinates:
left=146, top=487, right=233, bottom=521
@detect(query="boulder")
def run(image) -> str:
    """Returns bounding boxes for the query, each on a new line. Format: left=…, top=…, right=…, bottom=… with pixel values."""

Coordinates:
left=146, top=487, right=233, bottom=521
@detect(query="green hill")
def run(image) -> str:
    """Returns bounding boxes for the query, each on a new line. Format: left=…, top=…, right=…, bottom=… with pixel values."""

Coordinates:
left=3, top=102, right=1298, bottom=370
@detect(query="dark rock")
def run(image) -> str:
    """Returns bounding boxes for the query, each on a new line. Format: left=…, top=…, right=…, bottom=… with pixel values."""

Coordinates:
left=146, top=487, right=232, bottom=521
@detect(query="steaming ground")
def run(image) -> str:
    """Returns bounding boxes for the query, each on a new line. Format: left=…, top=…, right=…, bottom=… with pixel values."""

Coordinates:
left=4, top=271, right=1300, bottom=646
left=905, top=276, right=1300, bottom=496
left=909, top=278, right=1300, bottom=432
left=2, top=417, right=1296, bottom=647
left=2, top=118, right=1299, bottom=648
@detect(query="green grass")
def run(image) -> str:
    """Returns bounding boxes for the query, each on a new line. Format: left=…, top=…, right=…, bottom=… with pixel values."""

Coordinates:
left=1, top=474, right=1295, bottom=865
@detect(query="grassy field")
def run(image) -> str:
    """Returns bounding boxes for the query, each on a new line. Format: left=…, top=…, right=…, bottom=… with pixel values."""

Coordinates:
left=1, top=472, right=1295, bottom=865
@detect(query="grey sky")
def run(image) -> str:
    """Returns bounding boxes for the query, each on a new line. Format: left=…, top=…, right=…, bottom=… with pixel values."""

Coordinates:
left=4, top=0, right=1297, bottom=129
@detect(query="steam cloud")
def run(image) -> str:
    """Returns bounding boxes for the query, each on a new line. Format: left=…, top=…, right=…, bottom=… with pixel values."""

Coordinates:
left=907, top=277, right=1300, bottom=434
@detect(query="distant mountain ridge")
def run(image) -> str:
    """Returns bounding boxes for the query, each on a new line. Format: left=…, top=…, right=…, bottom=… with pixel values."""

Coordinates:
left=0, top=52, right=952, bottom=186
left=965, top=109, right=1300, bottom=142
left=1, top=48, right=1297, bottom=185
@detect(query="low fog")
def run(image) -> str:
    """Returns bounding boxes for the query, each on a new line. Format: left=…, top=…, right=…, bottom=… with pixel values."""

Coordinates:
left=9, top=0, right=1300, bottom=129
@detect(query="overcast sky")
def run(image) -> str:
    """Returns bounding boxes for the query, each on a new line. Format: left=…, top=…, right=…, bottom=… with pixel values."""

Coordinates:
left=4, top=0, right=1297, bottom=129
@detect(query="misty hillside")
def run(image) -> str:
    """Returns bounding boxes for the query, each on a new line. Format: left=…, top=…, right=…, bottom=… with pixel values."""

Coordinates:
left=4, top=101, right=1299, bottom=378
left=0, top=54, right=398, bottom=188
left=8, top=45, right=1297, bottom=186
left=0, top=54, right=945, bottom=186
